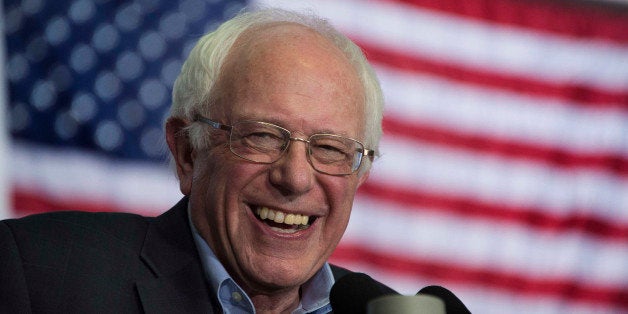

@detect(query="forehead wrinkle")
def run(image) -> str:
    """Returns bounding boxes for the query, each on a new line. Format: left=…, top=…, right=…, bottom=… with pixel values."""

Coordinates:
left=212, top=22, right=365, bottom=139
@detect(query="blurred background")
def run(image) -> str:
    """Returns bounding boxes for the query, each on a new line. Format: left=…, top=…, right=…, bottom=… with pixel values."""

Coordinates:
left=1, top=0, right=627, bottom=312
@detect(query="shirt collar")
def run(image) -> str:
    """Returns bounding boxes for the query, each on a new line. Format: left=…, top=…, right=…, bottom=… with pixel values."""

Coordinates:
left=187, top=206, right=334, bottom=313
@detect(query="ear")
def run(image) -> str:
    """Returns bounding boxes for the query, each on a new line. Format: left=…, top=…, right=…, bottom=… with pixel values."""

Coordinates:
left=166, top=117, right=195, bottom=195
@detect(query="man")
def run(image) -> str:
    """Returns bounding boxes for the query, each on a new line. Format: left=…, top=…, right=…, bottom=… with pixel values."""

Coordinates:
left=0, top=7, right=384, bottom=313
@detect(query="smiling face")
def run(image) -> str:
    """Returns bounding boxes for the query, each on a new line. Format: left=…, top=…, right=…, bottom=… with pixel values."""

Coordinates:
left=168, top=23, right=368, bottom=297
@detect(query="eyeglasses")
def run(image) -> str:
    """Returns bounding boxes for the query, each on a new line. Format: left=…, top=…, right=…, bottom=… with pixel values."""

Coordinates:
left=195, top=116, right=375, bottom=176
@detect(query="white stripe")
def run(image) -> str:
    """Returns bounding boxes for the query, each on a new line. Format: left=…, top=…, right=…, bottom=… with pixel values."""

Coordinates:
left=346, top=195, right=628, bottom=288
left=0, top=1, right=11, bottom=220
left=378, top=65, right=628, bottom=157
left=11, top=142, right=181, bottom=216
left=332, top=261, right=624, bottom=314
left=373, top=135, right=628, bottom=224
left=255, top=0, right=628, bottom=91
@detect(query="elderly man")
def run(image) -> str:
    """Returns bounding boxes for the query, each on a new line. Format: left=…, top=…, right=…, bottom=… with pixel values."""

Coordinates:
left=0, top=8, right=383, bottom=313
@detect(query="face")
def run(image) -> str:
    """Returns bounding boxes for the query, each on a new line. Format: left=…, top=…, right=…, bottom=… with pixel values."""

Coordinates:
left=168, top=24, right=369, bottom=294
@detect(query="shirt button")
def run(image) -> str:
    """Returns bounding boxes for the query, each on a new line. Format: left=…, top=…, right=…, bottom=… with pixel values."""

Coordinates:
left=231, top=291, right=243, bottom=302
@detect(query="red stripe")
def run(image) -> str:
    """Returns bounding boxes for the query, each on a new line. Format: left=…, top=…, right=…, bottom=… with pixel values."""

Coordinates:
left=331, top=243, right=628, bottom=309
left=384, top=0, right=628, bottom=42
left=359, top=182, right=628, bottom=243
left=11, top=189, right=157, bottom=217
left=359, top=40, right=628, bottom=108
left=383, top=115, right=628, bottom=178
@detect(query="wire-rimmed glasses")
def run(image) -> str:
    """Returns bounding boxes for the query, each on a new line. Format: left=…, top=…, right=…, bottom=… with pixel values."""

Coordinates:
left=195, top=116, right=374, bottom=176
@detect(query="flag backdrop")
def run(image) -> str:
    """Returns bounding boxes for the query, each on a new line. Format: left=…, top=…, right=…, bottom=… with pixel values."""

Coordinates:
left=2, top=0, right=628, bottom=313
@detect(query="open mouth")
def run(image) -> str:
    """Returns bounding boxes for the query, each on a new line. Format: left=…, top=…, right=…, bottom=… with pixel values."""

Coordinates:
left=253, top=206, right=316, bottom=233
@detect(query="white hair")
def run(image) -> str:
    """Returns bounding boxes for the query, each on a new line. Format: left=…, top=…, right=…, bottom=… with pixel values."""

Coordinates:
left=169, top=7, right=384, bottom=172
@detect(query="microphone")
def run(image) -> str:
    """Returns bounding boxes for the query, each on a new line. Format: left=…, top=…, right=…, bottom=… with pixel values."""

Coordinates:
left=329, top=273, right=471, bottom=313
left=418, top=285, right=471, bottom=314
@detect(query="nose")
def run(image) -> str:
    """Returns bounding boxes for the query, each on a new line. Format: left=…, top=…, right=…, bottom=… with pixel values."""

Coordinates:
left=269, top=137, right=314, bottom=196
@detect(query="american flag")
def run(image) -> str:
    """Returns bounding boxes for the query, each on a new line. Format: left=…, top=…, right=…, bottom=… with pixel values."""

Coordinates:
left=2, top=0, right=628, bottom=313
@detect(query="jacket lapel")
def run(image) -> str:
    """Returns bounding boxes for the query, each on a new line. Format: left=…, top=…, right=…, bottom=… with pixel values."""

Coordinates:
left=136, top=198, right=214, bottom=313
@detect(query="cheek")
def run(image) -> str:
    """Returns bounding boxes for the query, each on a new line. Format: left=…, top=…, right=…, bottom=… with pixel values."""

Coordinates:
left=194, top=148, right=256, bottom=191
left=330, top=175, right=360, bottom=204
left=190, top=151, right=243, bottom=219
left=324, top=177, right=360, bottom=229
left=190, top=153, right=265, bottom=251
left=199, top=156, right=268, bottom=225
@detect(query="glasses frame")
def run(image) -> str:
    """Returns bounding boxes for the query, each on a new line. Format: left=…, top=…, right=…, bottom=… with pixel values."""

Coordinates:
left=194, top=115, right=375, bottom=176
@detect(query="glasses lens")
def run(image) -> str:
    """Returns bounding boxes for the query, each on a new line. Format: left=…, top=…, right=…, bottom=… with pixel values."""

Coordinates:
left=224, top=121, right=366, bottom=175
left=229, top=121, right=289, bottom=163
left=309, top=134, right=363, bottom=175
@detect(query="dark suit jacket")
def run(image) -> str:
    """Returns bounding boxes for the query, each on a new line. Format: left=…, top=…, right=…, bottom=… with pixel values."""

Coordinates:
left=0, top=198, right=351, bottom=313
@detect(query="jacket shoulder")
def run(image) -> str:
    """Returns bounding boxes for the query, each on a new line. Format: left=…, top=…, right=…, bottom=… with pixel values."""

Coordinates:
left=3, top=211, right=152, bottom=252
left=4, top=211, right=152, bottom=240
left=1, top=211, right=157, bottom=312
left=330, top=264, right=353, bottom=280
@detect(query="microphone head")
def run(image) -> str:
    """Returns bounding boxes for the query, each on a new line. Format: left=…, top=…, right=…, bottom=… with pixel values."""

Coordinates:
left=330, top=273, right=399, bottom=314
left=418, top=285, right=471, bottom=314
left=368, top=295, right=445, bottom=314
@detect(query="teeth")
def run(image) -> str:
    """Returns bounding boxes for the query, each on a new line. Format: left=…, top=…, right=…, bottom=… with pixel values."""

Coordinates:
left=285, top=214, right=294, bottom=225
left=259, top=207, right=268, bottom=220
left=255, top=207, right=310, bottom=226
left=274, top=212, right=284, bottom=223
